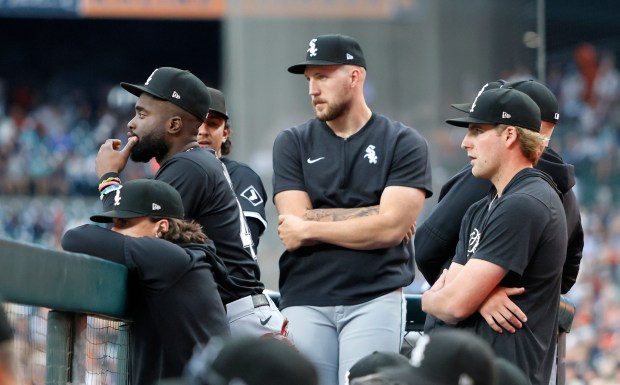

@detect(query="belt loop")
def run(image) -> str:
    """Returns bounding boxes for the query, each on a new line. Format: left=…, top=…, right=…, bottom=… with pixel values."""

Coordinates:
left=252, top=294, right=270, bottom=308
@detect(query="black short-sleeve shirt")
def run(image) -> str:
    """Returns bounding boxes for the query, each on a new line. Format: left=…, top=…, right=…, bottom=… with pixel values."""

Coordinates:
left=454, top=168, right=567, bottom=385
left=272, top=113, right=433, bottom=308
left=156, top=148, right=264, bottom=303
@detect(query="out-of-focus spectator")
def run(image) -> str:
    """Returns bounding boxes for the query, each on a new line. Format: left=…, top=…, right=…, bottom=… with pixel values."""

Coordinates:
left=0, top=301, right=20, bottom=385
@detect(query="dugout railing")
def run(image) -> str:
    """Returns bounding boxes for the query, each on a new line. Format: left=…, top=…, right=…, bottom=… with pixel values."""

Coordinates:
left=0, top=237, right=574, bottom=385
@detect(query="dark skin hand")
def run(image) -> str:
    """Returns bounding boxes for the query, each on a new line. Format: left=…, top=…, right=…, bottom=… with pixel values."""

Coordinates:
left=96, top=137, right=139, bottom=178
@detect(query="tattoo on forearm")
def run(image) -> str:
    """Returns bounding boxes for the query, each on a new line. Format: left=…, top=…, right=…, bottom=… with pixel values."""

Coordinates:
left=303, top=206, right=380, bottom=222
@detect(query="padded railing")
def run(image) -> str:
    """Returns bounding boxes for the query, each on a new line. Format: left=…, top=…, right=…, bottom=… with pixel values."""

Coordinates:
left=0, top=237, right=574, bottom=385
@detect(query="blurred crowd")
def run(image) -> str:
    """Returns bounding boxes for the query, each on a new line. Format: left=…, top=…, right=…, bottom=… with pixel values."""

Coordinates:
left=1, top=43, right=619, bottom=384
left=0, top=80, right=152, bottom=198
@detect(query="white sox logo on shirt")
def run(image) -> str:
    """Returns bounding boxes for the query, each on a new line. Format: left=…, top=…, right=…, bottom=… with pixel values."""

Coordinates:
left=240, top=186, right=264, bottom=207
left=364, top=145, right=378, bottom=164
left=468, top=228, right=481, bottom=255
left=307, top=39, right=318, bottom=57
left=113, top=186, right=123, bottom=206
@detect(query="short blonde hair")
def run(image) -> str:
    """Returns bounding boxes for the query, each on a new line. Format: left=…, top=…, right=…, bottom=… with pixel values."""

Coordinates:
left=496, top=124, right=546, bottom=164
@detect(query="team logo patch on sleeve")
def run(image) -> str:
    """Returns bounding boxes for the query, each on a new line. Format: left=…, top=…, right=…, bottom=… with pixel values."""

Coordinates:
left=240, top=186, right=264, bottom=207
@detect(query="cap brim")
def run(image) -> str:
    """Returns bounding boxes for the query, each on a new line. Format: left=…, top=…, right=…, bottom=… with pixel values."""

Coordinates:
left=90, top=210, right=146, bottom=223
left=445, top=116, right=496, bottom=128
left=209, top=109, right=229, bottom=120
left=287, top=60, right=341, bottom=74
left=120, top=82, right=165, bottom=101
left=451, top=103, right=472, bottom=113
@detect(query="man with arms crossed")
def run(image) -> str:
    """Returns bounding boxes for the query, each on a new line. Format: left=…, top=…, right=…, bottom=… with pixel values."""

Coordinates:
left=416, top=79, right=583, bottom=334
left=422, top=87, right=567, bottom=385
left=273, top=34, right=432, bottom=385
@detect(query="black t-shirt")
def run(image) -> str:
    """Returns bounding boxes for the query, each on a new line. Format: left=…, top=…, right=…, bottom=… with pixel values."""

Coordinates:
left=221, top=157, right=268, bottom=253
left=61, top=225, right=230, bottom=385
left=453, top=168, right=567, bottom=385
left=272, top=113, right=433, bottom=308
left=155, top=148, right=264, bottom=303
left=415, top=148, right=583, bottom=293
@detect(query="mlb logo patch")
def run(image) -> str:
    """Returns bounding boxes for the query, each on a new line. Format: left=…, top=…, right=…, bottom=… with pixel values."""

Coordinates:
left=240, top=186, right=263, bottom=207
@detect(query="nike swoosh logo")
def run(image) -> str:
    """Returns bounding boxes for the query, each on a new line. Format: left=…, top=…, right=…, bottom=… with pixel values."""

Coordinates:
left=307, top=157, right=325, bottom=164
left=260, top=316, right=272, bottom=326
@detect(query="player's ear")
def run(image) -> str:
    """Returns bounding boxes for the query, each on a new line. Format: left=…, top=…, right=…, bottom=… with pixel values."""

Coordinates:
left=156, top=219, right=169, bottom=233
left=350, top=68, right=359, bottom=88
left=168, top=116, right=182, bottom=134
left=504, top=126, right=518, bottom=146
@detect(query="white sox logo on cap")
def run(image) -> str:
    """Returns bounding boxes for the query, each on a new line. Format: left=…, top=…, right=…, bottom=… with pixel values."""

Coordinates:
left=145, top=69, right=158, bottom=85
left=307, top=39, right=318, bottom=57
left=469, top=82, right=495, bottom=113
left=114, top=186, right=123, bottom=206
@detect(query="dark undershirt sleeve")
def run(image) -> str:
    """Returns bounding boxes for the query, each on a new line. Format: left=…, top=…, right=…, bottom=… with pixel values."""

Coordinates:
left=246, top=217, right=262, bottom=251
left=562, top=190, right=583, bottom=293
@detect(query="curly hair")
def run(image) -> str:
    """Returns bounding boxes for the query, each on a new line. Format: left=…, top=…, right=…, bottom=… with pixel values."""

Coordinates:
left=220, top=121, right=232, bottom=156
left=151, top=217, right=207, bottom=244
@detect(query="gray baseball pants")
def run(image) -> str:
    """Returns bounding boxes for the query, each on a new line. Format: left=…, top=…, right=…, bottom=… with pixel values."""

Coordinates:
left=282, top=288, right=406, bottom=385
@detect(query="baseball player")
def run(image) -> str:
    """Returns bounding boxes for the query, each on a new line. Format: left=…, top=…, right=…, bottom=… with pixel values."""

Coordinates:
left=415, top=79, right=583, bottom=333
left=61, top=179, right=231, bottom=385
left=95, top=67, right=287, bottom=338
left=273, top=34, right=432, bottom=385
left=197, top=87, right=268, bottom=253
left=422, top=87, right=567, bottom=385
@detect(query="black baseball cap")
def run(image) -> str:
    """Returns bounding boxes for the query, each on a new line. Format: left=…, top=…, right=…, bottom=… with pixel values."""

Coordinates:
left=121, top=67, right=211, bottom=121
left=494, top=358, right=529, bottom=385
left=90, top=179, right=184, bottom=223
left=446, top=87, right=541, bottom=132
left=288, top=34, right=366, bottom=74
left=451, top=80, right=508, bottom=112
left=207, top=87, right=229, bottom=120
left=506, top=80, right=560, bottom=124
left=348, top=351, right=411, bottom=383
left=184, top=336, right=318, bottom=385
left=374, top=329, right=497, bottom=385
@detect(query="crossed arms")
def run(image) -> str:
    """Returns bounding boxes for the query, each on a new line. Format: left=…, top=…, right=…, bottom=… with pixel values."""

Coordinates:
left=422, top=260, right=527, bottom=333
left=275, top=186, right=425, bottom=251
